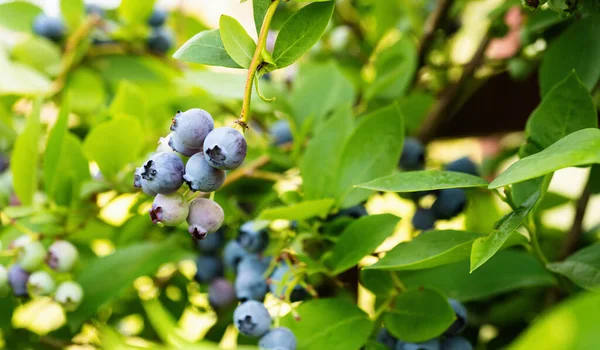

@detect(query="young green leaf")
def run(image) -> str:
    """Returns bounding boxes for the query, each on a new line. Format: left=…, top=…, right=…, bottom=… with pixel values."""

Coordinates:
left=11, top=37, right=61, bottom=76
left=118, top=0, right=156, bottom=25
left=65, top=68, right=106, bottom=115
left=357, top=170, right=488, bottom=193
left=61, top=0, right=84, bottom=32
left=109, top=81, right=147, bottom=120
left=489, top=129, right=600, bottom=189
left=44, top=95, right=70, bottom=196
left=50, top=133, right=90, bottom=206
left=272, top=2, right=335, bottom=68
left=328, top=214, right=400, bottom=274
left=173, top=29, right=241, bottom=69
left=0, top=1, right=42, bottom=32
left=11, top=99, right=41, bottom=206
left=219, top=15, right=256, bottom=68
left=258, top=198, right=335, bottom=220
left=547, top=243, right=600, bottom=292
left=384, top=288, right=455, bottom=343
left=253, top=0, right=270, bottom=35
left=142, top=298, right=191, bottom=347
left=470, top=191, right=540, bottom=272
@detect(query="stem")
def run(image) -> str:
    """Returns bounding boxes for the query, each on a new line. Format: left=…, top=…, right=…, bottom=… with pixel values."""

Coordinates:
left=0, top=213, right=38, bottom=238
left=559, top=176, right=592, bottom=260
left=237, top=0, right=280, bottom=129
left=528, top=218, right=549, bottom=265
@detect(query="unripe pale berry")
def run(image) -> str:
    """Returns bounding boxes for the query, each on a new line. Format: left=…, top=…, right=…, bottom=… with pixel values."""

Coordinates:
left=28, top=271, right=56, bottom=296
left=184, top=153, right=225, bottom=192
left=170, top=109, right=214, bottom=150
left=140, top=152, right=185, bottom=194
left=47, top=240, right=79, bottom=272
left=208, top=278, right=236, bottom=309
left=186, top=198, right=224, bottom=240
left=55, top=281, right=84, bottom=311
left=149, top=193, right=189, bottom=226
left=203, top=127, right=247, bottom=170
left=168, top=132, right=201, bottom=157
left=17, top=241, right=46, bottom=272
left=9, top=235, right=32, bottom=250
left=234, top=300, right=272, bottom=338
left=8, top=264, right=30, bottom=297
left=134, top=167, right=158, bottom=197
left=259, top=327, right=297, bottom=350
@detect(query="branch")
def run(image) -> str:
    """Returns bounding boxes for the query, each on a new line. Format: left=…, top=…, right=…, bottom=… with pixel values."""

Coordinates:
left=221, top=155, right=271, bottom=188
left=559, top=180, right=592, bottom=260
left=417, top=0, right=454, bottom=69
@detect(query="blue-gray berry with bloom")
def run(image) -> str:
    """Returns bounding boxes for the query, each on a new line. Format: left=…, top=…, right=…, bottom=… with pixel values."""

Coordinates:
left=148, top=28, right=174, bottom=55
left=203, top=127, right=247, bottom=170
left=270, top=120, right=293, bottom=146
left=238, top=221, right=269, bottom=253
left=259, top=327, right=297, bottom=350
left=194, top=255, right=224, bottom=284
left=445, top=299, right=468, bottom=335
left=432, top=189, right=467, bottom=220
left=8, top=264, right=30, bottom=297
left=187, top=198, right=224, bottom=240
left=167, top=132, right=201, bottom=157
left=196, top=230, right=224, bottom=254
left=184, top=153, right=225, bottom=192
left=234, top=300, right=271, bottom=338
left=55, top=281, right=84, bottom=311
left=140, top=152, right=184, bottom=195
left=85, top=4, right=104, bottom=17
left=150, top=193, right=189, bottom=226
left=47, top=240, right=78, bottom=272
left=148, top=8, right=167, bottom=27
left=28, top=271, right=55, bottom=296
left=223, top=240, right=250, bottom=270
left=235, top=271, right=268, bottom=302
left=445, top=157, right=479, bottom=176
left=398, top=339, right=440, bottom=350
left=33, top=14, right=65, bottom=41
left=441, top=336, right=472, bottom=350
left=269, top=262, right=306, bottom=301
left=134, top=167, right=157, bottom=197
left=18, top=241, right=46, bottom=272
left=170, top=109, right=214, bottom=150
left=399, top=137, right=425, bottom=171
left=237, top=255, right=269, bottom=276
left=208, top=278, right=236, bottom=309
left=412, top=207, right=436, bottom=231
left=377, top=328, right=397, bottom=349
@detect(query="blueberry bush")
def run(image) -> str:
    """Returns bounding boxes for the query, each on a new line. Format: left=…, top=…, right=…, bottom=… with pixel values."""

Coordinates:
left=0, top=0, right=599, bottom=349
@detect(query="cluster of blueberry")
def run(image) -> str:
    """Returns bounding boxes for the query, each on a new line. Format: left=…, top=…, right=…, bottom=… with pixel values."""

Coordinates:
left=378, top=299, right=472, bottom=350
left=134, top=109, right=247, bottom=240
left=32, top=5, right=173, bottom=55
left=0, top=237, right=83, bottom=310
left=399, top=138, right=479, bottom=231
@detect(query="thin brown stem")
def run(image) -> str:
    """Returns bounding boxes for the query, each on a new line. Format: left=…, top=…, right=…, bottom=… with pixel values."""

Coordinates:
left=417, top=0, right=454, bottom=69
left=221, top=155, right=271, bottom=187
left=559, top=179, right=592, bottom=260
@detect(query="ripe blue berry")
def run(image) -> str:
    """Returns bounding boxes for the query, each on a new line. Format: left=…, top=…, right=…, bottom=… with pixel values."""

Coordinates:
left=170, top=109, right=214, bottom=150
left=431, top=189, right=467, bottom=220
left=223, top=240, right=250, bottom=270
left=238, top=221, right=269, bottom=253
left=0, top=265, right=8, bottom=296
left=134, top=167, right=158, bottom=197
left=398, top=339, right=440, bottom=350
left=441, top=336, right=472, bottom=350
left=167, top=132, right=201, bottom=157
left=184, top=153, right=225, bottom=192
left=270, top=120, right=293, bottom=146
left=140, top=152, right=185, bottom=195
left=55, top=281, right=84, bottom=311
left=17, top=241, right=46, bottom=272
left=148, top=28, right=174, bottom=55
left=445, top=299, right=468, bottom=335
left=85, top=4, right=104, bottom=17
left=195, top=230, right=224, bottom=254
left=194, top=256, right=224, bottom=284
left=28, top=271, right=56, bottom=296
left=208, top=278, right=236, bottom=309
left=8, top=264, right=30, bottom=297
left=235, top=271, right=268, bottom=302
left=399, top=137, right=425, bottom=171
left=150, top=193, right=189, bottom=226
left=47, top=240, right=78, bottom=272
left=337, top=204, right=368, bottom=219
left=237, top=255, right=269, bottom=276
left=269, top=263, right=306, bottom=302
left=377, top=328, right=397, bottom=349
left=233, top=300, right=272, bottom=338
left=203, top=127, right=247, bottom=170
left=187, top=198, right=224, bottom=240
left=412, top=207, right=436, bottom=231
left=148, top=8, right=167, bottom=27
left=445, top=157, right=479, bottom=176
left=259, top=327, right=297, bottom=350
left=32, top=14, right=65, bottom=42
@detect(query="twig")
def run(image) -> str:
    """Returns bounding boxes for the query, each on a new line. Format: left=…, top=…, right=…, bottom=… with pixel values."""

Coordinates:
left=417, top=0, right=454, bottom=69
left=221, top=155, right=271, bottom=187
left=559, top=180, right=592, bottom=260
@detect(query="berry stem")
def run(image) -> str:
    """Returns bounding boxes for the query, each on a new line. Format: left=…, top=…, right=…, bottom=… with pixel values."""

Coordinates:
left=237, top=0, right=280, bottom=130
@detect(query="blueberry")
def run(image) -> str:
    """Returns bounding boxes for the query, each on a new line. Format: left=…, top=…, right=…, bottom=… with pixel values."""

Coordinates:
left=85, top=4, right=105, bottom=17
left=47, top=240, right=79, bottom=272
left=195, top=230, right=224, bottom=254
left=270, top=120, right=293, bottom=146
left=399, top=137, right=425, bottom=171
left=149, top=193, right=189, bottom=226
left=223, top=240, right=250, bottom=270
left=148, top=8, right=168, bottom=27
left=140, top=152, right=185, bottom=195
left=9, top=235, right=32, bottom=250
left=235, top=271, right=268, bottom=302
left=54, top=281, right=84, bottom=311
left=441, top=336, right=472, bottom=350
left=208, top=278, right=236, bottom=309
left=0, top=153, right=9, bottom=173
left=377, top=328, right=397, bottom=349
left=233, top=300, right=272, bottom=338
left=187, top=198, right=224, bottom=240
left=0, top=265, right=8, bottom=295
left=337, top=204, right=368, bottom=219
left=28, top=271, right=56, bottom=296
left=184, top=153, right=226, bottom=192
left=8, top=264, right=30, bottom=297
left=17, top=241, right=46, bottom=272
left=32, top=14, right=65, bottom=42
left=259, top=327, right=297, bottom=350
left=445, top=157, right=479, bottom=176
left=398, top=339, right=440, bottom=350
left=134, top=167, right=158, bottom=197
left=170, top=109, right=214, bottom=150
left=269, top=262, right=306, bottom=302
left=431, top=189, right=467, bottom=220
left=445, top=299, right=468, bottom=335
left=237, top=255, right=269, bottom=276
left=412, top=207, right=436, bottom=231
left=148, top=28, right=174, bottom=55
left=194, top=255, right=224, bottom=284
left=238, top=221, right=269, bottom=253
left=203, top=127, right=247, bottom=170
left=168, top=132, right=201, bottom=157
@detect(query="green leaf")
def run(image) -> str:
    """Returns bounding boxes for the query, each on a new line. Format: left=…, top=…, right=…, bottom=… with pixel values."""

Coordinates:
left=50, top=133, right=90, bottom=206
left=253, top=0, right=270, bottom=35
left=118, top=0, right=156, bottom=25
left=142, top=298, right=191, bottom=347
left=219, top=15, right=256, bottom=69
left=333, top=103, right=404, bottom=207
left=83, top=115, right=143, bottom=181
left=109, top=81, right=147, bottom=120
left=0, top=55, right=51, bottom=96
left=464, top=190, right=502, bottom=233
left=357, top=170, right=488, bottom=193
left=65, top=68, right=106, bottom=115
left=173, top=29, right=242, bottom=69
left=510, top=292, right=600, bottom=350
left=272, top=2, right=335, bottom=68
left=11, top=37, right=61, bottom=76
left=547, top=243, right=600, bottom=292
left=258, top=199, right=335, bottom=220
left=328, top=214, right=400, bottom=274
left=10, top=99, right=41, bottom=206
left=280, top=298, right=373, bottom=350
left=43, top=95, right=70, bottom=196
left=470, top=191, right=540, bottom=272
left=0, top=1, right=42, bottom=32
left=384, top=288, right=455, bottom=343
left=302, top=105, right=354, bottom=200
left=68, top=238, right=185, bottom=330
left=398, top=250, right=556, bottom=302
left=489, top=129, right=600, bottom=189
left=398, top=92, right=435, bottom=134
left=522, top=72, right=597, bottom=156
left=539, top=14, right=600, bottom=97
left=61, top=0, right=84, bottom=32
